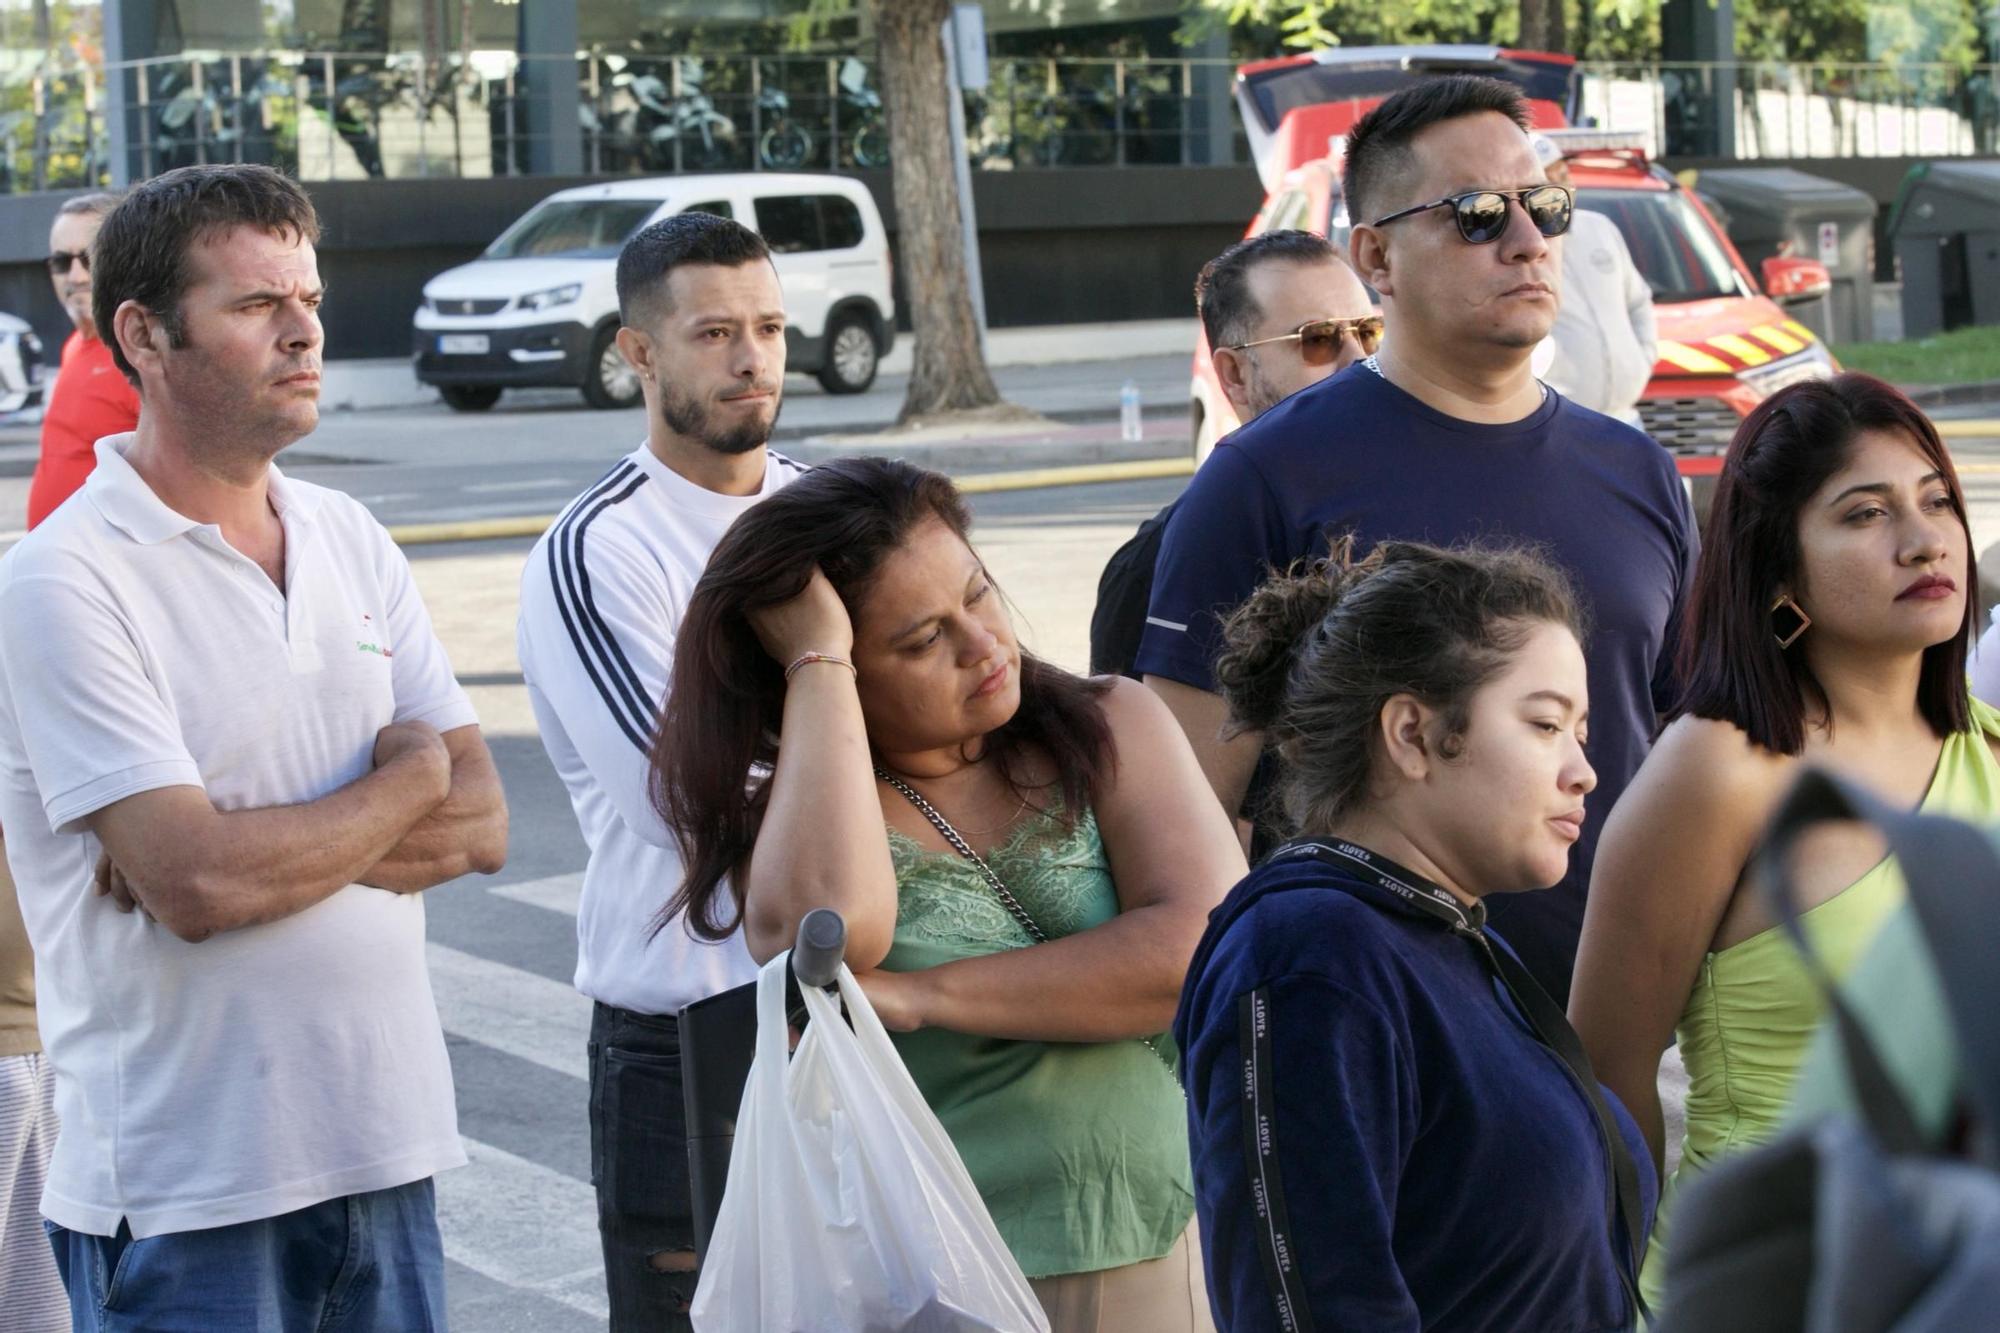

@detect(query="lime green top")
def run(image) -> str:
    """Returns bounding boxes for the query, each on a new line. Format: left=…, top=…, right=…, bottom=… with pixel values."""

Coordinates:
left=1641, top=698, right=2000, bottom=1305
left=880, top=798, right=1193, bottom=1280
left=1786, top=902, right=1960, bottom=1137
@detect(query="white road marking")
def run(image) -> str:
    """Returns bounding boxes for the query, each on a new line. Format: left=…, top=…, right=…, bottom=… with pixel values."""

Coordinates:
left=438, top=1136, right=608, bottom=1322
left=491, top=872, right=583, bottom=917
left=427, top=940, right=590, bottom=1081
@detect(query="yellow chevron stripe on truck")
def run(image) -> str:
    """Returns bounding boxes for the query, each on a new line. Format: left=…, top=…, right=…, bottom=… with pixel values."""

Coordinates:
left=1708, top=334, right=1775, bottom=367
left=1751, top=323, right=1806, bottom=355
left=1779, top=319, right=1818, bottom=345
left=1657, top=341, right=1737, bottom=375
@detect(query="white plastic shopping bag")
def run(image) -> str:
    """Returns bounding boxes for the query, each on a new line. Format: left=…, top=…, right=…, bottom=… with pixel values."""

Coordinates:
left=690, top=953, right=1051, bottom=1333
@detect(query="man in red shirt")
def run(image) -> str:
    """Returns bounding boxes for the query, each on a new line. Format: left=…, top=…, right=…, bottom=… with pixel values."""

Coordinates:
left=28, top=192, right=140, bottom=529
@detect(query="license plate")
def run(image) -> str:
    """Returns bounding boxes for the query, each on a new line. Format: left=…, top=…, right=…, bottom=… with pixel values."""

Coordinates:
left=438, top=334, right=489, bottom=355
left=1751, top=355, right=1827, bottom=395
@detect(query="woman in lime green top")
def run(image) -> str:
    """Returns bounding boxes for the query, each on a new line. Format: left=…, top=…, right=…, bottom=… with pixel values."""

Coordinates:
left=649, top=457, right=1246, bottom=1330
left=1568, top=373, right=1994, bottom=1307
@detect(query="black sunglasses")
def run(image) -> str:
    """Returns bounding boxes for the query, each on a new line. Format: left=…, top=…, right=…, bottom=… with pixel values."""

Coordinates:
left=1371, top=185, right=1574, bottom=245
left=47, top=249, right=90, bottom=275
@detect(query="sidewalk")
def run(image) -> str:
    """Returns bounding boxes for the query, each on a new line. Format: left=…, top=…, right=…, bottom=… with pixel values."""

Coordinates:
left=323, top=318, right=1200, bottom=413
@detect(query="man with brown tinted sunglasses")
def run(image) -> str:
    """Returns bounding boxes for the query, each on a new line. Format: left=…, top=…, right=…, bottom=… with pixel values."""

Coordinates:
left=1089, top=231, right=1373, bottom=685
left=1204, top=230, right=1377, bottom=425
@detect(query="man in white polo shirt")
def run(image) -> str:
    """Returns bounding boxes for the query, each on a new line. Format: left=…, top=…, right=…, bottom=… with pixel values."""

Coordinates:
left=0, top=164, right=507, bottom=1330
left=517, top=212, right=803, bottom=1329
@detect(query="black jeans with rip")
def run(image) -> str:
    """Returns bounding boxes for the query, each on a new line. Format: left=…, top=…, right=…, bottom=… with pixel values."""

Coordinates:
left=589, top=1002, right=696, bottom=1330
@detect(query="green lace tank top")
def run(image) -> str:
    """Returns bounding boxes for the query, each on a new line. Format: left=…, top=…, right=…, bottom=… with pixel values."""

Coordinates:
left=1640, top=698, right=2000, bottom=1305
left=880, top=798, right=1194, bottom=1280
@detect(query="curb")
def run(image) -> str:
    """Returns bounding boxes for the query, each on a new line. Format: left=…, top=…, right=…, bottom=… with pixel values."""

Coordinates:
left=1934, top=419, right=2000, bottom=440
left=1903, top=381, right=2000, bottom=410
left=385, top=455, right=1196, bottom=548
left=326, top=318, right=1199, bottom=414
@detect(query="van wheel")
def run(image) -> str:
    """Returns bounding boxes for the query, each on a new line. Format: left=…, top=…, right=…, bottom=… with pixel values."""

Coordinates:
left=581, top=324, right=643, bottom=410
left=440, top=385, right=502, bottom=412
left=816, top=314, right=878, bottom=395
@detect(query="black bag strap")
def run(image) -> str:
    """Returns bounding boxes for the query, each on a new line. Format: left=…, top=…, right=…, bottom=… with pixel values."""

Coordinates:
left=1266, top=839, right=1650, bottom=1321
left=1756, top=768, right=2000, bottom=1161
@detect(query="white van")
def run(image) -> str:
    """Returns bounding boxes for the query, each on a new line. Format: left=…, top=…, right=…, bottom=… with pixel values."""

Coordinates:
left=412, top=173, right=895, bottom=412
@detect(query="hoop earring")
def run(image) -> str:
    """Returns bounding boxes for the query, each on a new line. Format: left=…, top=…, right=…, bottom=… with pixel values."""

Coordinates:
left=1770, top=593, right=1812, bottom=649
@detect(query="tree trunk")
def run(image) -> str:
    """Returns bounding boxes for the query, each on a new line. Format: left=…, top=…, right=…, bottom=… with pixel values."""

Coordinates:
left=1519, top=0, right=1569, bottom=53
left=872, top=0, right=1002, bottom=422
left=32, top=0, right=51, bottom=191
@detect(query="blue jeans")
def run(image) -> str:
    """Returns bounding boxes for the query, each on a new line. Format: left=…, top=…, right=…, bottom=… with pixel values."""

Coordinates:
left=45, top=1178, right=447, bottom=1332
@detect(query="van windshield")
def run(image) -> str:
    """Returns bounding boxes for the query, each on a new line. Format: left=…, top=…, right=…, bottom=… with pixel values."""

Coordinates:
left=485, top=199, right=660, bottom=259
left=1578, top=188, right=1744, bottom=305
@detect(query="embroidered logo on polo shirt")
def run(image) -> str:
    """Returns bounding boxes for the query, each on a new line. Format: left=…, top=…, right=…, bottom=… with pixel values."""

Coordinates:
left=356, top=612, right=394, bottom=658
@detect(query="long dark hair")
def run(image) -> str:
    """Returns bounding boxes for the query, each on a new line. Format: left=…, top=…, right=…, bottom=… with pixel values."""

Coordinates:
left=1215, top=538, right=1584, bottom=838
left=649, top=457, right=1115, bottom=940
left=1674, top=372, right=1972, bottom=754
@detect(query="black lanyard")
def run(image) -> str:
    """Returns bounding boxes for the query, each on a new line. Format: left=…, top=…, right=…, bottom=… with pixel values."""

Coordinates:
left=1268, top=837, right=1651, bottom=1323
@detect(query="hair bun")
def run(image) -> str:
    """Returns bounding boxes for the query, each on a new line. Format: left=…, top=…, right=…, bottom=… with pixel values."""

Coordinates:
left=1214, top=540, right=1359, bottom=736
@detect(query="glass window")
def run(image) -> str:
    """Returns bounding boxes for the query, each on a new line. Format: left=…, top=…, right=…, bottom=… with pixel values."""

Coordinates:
left=821, top=196, right=865, bottom=249
left=484, top=199, right=660, bottom=259
left=684, top=200, right=733, bottom=220
left=1580, top=189, right=1745, bottom=304
left=756, top=195, right=823, bottom=253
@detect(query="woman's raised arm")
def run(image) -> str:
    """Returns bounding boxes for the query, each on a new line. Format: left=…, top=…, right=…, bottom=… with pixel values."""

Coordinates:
left=736, top=569, right=901, bottom=968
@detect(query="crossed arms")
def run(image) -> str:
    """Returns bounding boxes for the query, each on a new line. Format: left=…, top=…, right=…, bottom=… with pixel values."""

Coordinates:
left=87, top=722, right=507, bottom=942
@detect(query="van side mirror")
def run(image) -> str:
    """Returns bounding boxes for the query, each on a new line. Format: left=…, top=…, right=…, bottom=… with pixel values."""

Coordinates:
left=1762, top=256, right=1832, bottom=304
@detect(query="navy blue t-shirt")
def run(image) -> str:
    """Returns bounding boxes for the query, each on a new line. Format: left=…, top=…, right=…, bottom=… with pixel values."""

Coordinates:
left=1174, top=854, right=1658, bottom=1332
left=1137, top=363, right=1696, bottom=1003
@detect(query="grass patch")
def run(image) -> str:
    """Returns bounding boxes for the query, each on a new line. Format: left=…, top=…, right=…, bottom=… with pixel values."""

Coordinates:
left=1833, top=325, right=2000, bottom=385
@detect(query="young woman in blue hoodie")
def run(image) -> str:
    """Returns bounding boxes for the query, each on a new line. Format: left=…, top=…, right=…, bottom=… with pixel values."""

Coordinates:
left=1175, top=540, right=1656, bottom=1332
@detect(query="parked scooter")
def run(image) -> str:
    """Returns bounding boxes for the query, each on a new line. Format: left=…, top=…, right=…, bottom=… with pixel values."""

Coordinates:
left=758, top=86, right=813, bottom=170
left=624, top=60, right=740, bottom=171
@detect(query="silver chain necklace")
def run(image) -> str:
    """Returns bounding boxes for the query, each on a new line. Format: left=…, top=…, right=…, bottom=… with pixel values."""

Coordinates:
left=874, top=765, right=1182, bottom=1085
left=874, top=767, right=1049, bottom=944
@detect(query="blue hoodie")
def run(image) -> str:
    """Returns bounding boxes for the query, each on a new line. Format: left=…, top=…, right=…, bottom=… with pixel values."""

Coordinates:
left=1174, top=854, right=1656, bottom=1332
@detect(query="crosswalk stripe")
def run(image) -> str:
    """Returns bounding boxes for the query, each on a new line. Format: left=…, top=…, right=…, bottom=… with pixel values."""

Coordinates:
left=427, top=941, right=590, bottom=1082
left=438, top=1135, right=608, bottom=1322
left=491, top=871, right=583, bottom=917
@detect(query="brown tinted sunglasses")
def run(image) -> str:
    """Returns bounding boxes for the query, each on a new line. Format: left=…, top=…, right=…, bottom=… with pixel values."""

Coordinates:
left=1226, top=315, right=1385, bottom=365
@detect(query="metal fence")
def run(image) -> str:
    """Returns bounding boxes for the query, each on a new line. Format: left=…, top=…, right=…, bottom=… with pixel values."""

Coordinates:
left=1, top=50, right=1995, bottom=193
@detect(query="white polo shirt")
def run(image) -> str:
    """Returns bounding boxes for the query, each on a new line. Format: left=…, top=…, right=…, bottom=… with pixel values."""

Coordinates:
left=0, top=435, right=474, bottom=1239
left=518, top=443, right=807, bottom=1017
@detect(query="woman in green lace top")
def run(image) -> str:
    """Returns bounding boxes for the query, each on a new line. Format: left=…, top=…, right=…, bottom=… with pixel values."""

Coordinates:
left=650, top=457, right=1247, bottom=1331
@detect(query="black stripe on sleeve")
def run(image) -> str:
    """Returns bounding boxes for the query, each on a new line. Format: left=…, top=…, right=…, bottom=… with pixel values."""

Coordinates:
left=566, top=474, right=656, bottom=726
left=1240, top=987, right=1316, bottom=1333
left=548, top=462, right=654, bottom=752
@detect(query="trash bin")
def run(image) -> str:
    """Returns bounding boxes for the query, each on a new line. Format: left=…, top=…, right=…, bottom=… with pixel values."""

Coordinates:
left=1888, top=160, right=2000, bottom=340
left=1694, top=167, right=1878, bottom=344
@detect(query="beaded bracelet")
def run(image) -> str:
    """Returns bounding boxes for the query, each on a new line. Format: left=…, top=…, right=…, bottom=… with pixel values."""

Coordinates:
left=784, top=651, right=857, bottom=683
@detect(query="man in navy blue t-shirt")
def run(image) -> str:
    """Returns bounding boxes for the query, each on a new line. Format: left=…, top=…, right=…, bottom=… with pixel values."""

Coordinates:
left=1138, top=74, right=1696, bottom=1007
